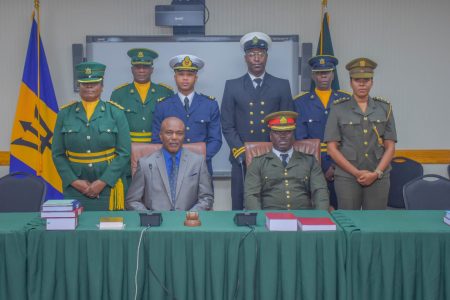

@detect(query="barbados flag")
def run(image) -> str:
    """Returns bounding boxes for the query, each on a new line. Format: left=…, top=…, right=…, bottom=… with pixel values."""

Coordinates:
left=9, top=14, right=63, bottom=199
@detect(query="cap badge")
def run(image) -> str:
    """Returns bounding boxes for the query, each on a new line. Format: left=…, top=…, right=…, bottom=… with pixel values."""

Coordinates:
left=360, top=60, right=366, bottom=67
left=182, top=56, right=193, bottom=67
left=84, top=68, right=92, bottom=75
left=137, top=51, right=144, bottom=58
left=252, top=36, right=259, bottom=45
left=319, top=58, right=325, bottom=65
left=280, top=116, right=287, bottom=124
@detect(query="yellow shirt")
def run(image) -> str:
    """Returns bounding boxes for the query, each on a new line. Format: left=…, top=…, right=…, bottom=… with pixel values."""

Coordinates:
left=134, top=81, right=151, bottom=103
left=315, top=88, right=332, bottom=108
left=81, top=99, right=99, bottom=121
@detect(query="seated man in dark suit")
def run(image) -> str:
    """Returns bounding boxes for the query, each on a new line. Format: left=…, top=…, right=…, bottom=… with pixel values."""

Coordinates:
left=244, top=111, right=329, bottom=210
left=126, top=117, right=213, bottom=211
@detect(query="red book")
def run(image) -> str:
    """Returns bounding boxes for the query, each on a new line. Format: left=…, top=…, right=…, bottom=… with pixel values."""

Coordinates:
left=265, top=212, right=298, bottom=231
left=297, top=217, right=336, bottom=231
left=41, top=206, right=83, bottom=218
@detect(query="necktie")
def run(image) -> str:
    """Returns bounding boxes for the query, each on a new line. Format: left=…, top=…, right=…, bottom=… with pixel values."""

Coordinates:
left=184, top=97, right=190, bottom=112
left=280, top=154, right=289, bottom=168
left=169, top=155, right=179, bottom=206
left=254, top=78, right=262, bottom=93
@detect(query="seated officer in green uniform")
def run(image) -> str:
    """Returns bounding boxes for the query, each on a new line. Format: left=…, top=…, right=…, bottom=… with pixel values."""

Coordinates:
left=324, top=57, right=397, bottom=210
left=110, top=48, right=174, bottom=143
left=52, top=62, right=131, bottom=211
left=244, top=111, right=329, bottom=210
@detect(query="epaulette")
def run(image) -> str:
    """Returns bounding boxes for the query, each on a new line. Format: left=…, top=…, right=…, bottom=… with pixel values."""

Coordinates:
left=201, top=93, right=216, bottom=100
left=158, top=83, right=174, bottom=91
left=113, top=82, right=129, bottom=91
left=372, top=96, right=390, bottom=104
left=337, top=89, right=352, bottom=95
left=107, top=100, right=124, bottom=110
left=59, top=101, right=77, bottom=110
left=157, top=96, right=168, bottom=103
left=333, top=96, right=351, bottom=105
left=293, top=91, right=309, bottom=100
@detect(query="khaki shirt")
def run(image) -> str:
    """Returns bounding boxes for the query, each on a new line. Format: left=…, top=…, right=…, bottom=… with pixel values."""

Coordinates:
left=244, top=151, right=329, bottom=210
left=324, top=96, right=397, bottom=178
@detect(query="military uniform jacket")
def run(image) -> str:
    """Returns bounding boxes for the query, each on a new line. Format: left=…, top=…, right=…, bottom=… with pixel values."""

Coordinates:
left=294, top=89, right=350, bottom=171
left=52, top=101, right=131, bottom=203
left=324, top=95, right=397, bottom=178
left=221, top=73, right=293, bottom=162
left=244, top=151, right=329, bottom=210
left=152, top=93, right=222, bottom=163
left=110, top=82, right=173, bottom=142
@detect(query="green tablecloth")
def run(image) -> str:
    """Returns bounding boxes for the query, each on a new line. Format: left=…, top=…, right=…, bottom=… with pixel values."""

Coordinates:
left=0, top=212, right=39, bottom=300
left=332, top=210, right=450, bottom=300
left=26, top=210, right=346, bottom=300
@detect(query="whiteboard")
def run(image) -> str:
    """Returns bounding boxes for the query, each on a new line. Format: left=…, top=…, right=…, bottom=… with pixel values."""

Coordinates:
left=86, top=35, right=300, bottom=176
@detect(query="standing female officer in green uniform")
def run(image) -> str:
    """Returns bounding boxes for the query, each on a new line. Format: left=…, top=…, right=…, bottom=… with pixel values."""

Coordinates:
left=324, top=58, right=397, bottom=210
left=52, top=62, right=131, bottom=211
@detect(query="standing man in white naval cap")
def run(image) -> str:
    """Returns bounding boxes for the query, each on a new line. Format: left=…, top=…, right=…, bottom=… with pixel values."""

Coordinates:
left=152, top=54, right=222, bottom=176
left=221, top=32, right=293, bottom=210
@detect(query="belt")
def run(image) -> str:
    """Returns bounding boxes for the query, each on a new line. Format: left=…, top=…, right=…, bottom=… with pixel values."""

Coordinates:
left=320, top=142, right=327, bottom=153
left=130, top=131, right=152, bottom=143
left=66, top=148, right=116, bottom=164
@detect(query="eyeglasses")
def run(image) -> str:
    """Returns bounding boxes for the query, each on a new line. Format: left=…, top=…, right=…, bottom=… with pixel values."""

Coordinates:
left=246, top=51, right=267, bottom=58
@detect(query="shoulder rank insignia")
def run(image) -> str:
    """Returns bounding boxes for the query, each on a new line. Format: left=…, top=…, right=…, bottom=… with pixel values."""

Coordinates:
left=372, top=96, right=390, bottom=104
left=113, top=82, right=129, bottom=91
left=333, top=96, right=351, bottom=105
left=59, top=101, right=77, bottom=110
left=200, top=93, right=216, bottom=100
left=337, top=89, right=352, bottom=95
left=108, top=100, right=124, bottom=110
left=157, top=96, right=168, bottom=103
left=293, top=91, right=308, bottom=100
left=158, top=83, right=174, bottom=91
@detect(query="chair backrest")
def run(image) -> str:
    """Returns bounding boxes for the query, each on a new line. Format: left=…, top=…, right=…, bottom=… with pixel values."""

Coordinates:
left=0, top=172, right=46, bottom=212
left=245, top=139, right=321, bottom=166
left=447, top=165, right=450, bottom=178
left=403, top=174, right=450, bottom=210
left=131, top=142, right=206, bottom=176
left=388, top=156, right=423, bottom=208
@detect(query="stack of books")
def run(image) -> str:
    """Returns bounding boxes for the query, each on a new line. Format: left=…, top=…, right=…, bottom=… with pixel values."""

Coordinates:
left=444, top=211, right=450, bottom=226
left=41, top=199, right=83, bottom=230
left=265, top=212, right=337, bottom=232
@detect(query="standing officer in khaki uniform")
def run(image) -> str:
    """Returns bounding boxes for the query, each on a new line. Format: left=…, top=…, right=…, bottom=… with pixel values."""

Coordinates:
left=245, top=111, right=329, bottom=210
left=53, top=62, right=131, bottom=211
left=324, top=58, right=397, bottom=210
left=110, top=48, right=174, bottom=143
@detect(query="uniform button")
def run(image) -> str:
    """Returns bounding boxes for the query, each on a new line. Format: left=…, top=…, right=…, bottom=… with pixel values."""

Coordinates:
left=187, top=114, right=190, bottom=118
left=287, top=203, right=291, bottom=208
left=305, top=176, right=308, bottom=180
left=86, top=150, right=91, bottom=153
left=107, top=129, right=111, bottom=133
left=363, top=129, right=368, bottom=134
left=127, top=109, right=131, bottom=112
left=250, top=130, right=254, bottom=134
left=364, top=141, right=368, bottom=145
left=249, top=102, right=254, bottom=106
left=309, top=119, right=313, bottom=123
left=142, top=130, right=145, bottom=132
left=250, top=121, right=254, bottom=125
left=325, top=111, right=328, bottom=114
left=285, top=180, right=289, bottom=183
left=250, top=111, right=254, bottom=115
left=260, top=101, right=265, bottom=105
left=364, top=117, right=368, bottom=121
left=377, top=120, right=380, bottom=122
left=286, top=191, right=290, bottom=194
left=287, top=195, right=291, bottom=199
left=68, top=129, right=72, bottom=133
left=186, top=127, right=190, bottom=131
left=350, top=121, right=353, bottom=125
left=260, top=111, right=264, bottom=115
left=285, top=183, right=289, bottom=186
left=87, top=136, right=91, bottom=140
left=310, top=95, right=314, bottom=99
left=365, top=153, right=369, bottom=157
left=88, top=163, right=93, bottom=167
left=284, top=172, right=288, bottom=176
left=187, top=138, right=191, bottom=142
left=261, top=129, right=266, bottom=133
left=142, top=117, right=146, bottom=121
left=86, top=123, right=90, bottom=127
left=261, top=120, right=265, bottom=124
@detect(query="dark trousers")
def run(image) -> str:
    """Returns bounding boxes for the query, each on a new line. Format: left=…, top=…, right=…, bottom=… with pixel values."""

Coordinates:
left=231, top=160, right=246, bottom=210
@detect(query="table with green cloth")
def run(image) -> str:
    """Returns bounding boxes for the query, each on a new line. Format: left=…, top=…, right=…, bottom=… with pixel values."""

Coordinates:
left=26, top=210, right=346, bottom=300
left=332, top=210, right=450, bottom=300
left=0, top=212, right=39, bottom=300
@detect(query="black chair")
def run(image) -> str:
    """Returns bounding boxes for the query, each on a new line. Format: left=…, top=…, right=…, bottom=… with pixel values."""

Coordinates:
left=388, top=157, right=423, bottom=208
left=0, top=172, right=46, bottom=212
left=403, top=174, right=450, bottom=210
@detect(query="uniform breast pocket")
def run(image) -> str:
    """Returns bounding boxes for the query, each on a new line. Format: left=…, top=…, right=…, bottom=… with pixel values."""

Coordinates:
left=61, top=123, right=81, bottom=145
left=124, top=107, right=137, bottom=115
left=305, top=117, right=322, bottom=136
left=98, top=122, right=118, bottom=147
left=369, top=115, right=387, bottom=136
left=339, top=119, right=361, bottom=137
left=193, top=116, right=210, bottom=135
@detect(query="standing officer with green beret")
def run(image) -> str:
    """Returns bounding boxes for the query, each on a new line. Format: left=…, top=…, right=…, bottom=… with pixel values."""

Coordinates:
left=52, top=62, right=131, bottom=211
left=245, top=111, right=329, bottom=210
left=110, top=48, right=174, bottom=143
left=324, top=57, right=397, bottom=210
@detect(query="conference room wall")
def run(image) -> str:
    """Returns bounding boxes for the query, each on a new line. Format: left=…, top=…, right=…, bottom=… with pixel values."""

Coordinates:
left=1, top=0, right=449, bottom=209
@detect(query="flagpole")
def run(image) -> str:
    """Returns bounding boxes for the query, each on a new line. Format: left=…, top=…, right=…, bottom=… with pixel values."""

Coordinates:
left=34, top=0, right=42, bottom=175
left=319, top=0, right=328, bottom=55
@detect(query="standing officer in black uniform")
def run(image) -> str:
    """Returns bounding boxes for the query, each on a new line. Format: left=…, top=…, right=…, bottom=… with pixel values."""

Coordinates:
left=221, top=32, right=293, bottom=210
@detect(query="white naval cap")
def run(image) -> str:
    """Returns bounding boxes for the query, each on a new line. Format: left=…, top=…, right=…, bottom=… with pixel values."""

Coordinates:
left=240, top=32, right=272, bottom=51
left=169, top=54, right=204, bottom=72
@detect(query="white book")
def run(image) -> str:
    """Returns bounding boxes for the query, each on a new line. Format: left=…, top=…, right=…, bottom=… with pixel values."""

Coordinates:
left=46, top=217, right=77, bottom=230
left=265, top=212, right=298, bottom=231
left=99, top=217, right=125, bottom=230
left=444, top=216, right=450, bottom=226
